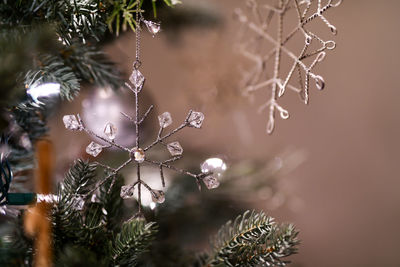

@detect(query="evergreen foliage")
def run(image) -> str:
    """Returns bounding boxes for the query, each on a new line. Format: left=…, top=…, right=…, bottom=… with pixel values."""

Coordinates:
left=0, top=160, right=299, bottom=266
left=110, top=219, right=157, bottom=266
left=203, top=210, right=299, bottom=267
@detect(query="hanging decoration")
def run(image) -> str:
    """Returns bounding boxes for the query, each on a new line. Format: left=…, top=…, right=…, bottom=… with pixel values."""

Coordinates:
left=235, top=0, right=342, bottom=133
left=63, top=0, right=225, bottom=214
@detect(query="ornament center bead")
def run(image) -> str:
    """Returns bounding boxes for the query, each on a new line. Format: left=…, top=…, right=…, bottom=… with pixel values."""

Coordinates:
left=130, top=147, right=145, bottom=163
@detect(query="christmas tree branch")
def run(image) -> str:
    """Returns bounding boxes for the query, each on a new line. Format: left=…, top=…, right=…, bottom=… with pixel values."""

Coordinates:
left=203, top=210, right=300, bottom=267
left=110, top=219, right=157, bottom=266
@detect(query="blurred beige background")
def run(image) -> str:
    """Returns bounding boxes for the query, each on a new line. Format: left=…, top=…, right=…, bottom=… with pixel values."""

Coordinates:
left=50, top=0, right=400, bottom=266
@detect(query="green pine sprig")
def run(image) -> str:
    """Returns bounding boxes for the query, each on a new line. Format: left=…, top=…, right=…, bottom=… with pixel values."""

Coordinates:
left=203, top=210, right=300, bottom=267
left=110, top=219, right=158, bottom=266
left=25, top=54, right=80, bottom=101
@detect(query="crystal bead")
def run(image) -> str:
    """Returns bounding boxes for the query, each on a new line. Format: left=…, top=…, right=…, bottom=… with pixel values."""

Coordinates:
left=86, top=142, right=103, bottom=157
left=91, top=194, right=100, bottom=203
left=19, top=133, right=32, bottom=150
left=120, top=185, right=135, bottom=199
left=143, top=20, right=161, bottom=36
left=314, top=75, right=325, bottom=90
left=158, top=112, right=172, bottom=128
left=130, top=147, right=145, bottom=163
left=0, top=142, right=10, bottom=162
left=151, top=190, right=165, bottom=203
left=129, top=69, right=145, bottom=92
left=63, top=115, right=81, bottom=131
left=167, top=141, right=183, bottom=156
left=202, top=175, right=220, bottom=189
left=188, top=111, right=204, bottom=128
left=201, top=158, right=227, bottom=176
left=104, top=122, right=117, bottom=140
left=72, top=196, right=84, bottom=210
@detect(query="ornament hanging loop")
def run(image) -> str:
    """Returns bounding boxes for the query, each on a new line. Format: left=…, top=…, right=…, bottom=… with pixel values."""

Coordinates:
left=133, top=60, right=142, bottom=70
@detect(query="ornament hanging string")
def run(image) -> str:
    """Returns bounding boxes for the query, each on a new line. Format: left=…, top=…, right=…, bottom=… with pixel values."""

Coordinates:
left=134, top=0, right=142, bottom=70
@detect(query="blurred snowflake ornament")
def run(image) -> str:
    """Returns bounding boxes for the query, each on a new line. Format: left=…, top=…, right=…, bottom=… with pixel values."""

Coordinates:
left=235, top=0, right=342, bottom=134
left=63, top=3, right=221, bottom=214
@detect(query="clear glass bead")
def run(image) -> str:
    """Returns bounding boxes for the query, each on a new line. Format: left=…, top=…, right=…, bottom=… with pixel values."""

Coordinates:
left=167, top=141, right=183, bottom=156
left=86, top=142, right=103, bottom=157
left=203, top=175, right=220, bottom=189
left=158, top=112, right=172, bottom=128
left=120, top=184, right=135, bottom=199
left=19, top=133, right=32, bottom=150
left=63, top=115, right=81, bottom=131
left=188, top=111, right=204, bottom=128
left=151, top=190, right=165, bottom=203
left=315, top=75, right=325, bottom=90
left=130, top=147, right=145, bottom=163
left=104, top=122, right=117, bottom=140
left=129, top=69, right=145, bottom=92
left=72, top=196, right=84, bottom=210
left=143, top=20, right=161, bottom=36
left=0, top=141, right=10, bottom=162
left=200, top=158, right=227, bottom=176
left=91, top=194, right=101, bottom=203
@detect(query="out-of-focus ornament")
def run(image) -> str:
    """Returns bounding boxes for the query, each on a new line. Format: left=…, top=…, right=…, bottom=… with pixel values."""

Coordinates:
left=201, top=158, right=227, bottom=177
left=235, top=0, right=342, bottom=134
